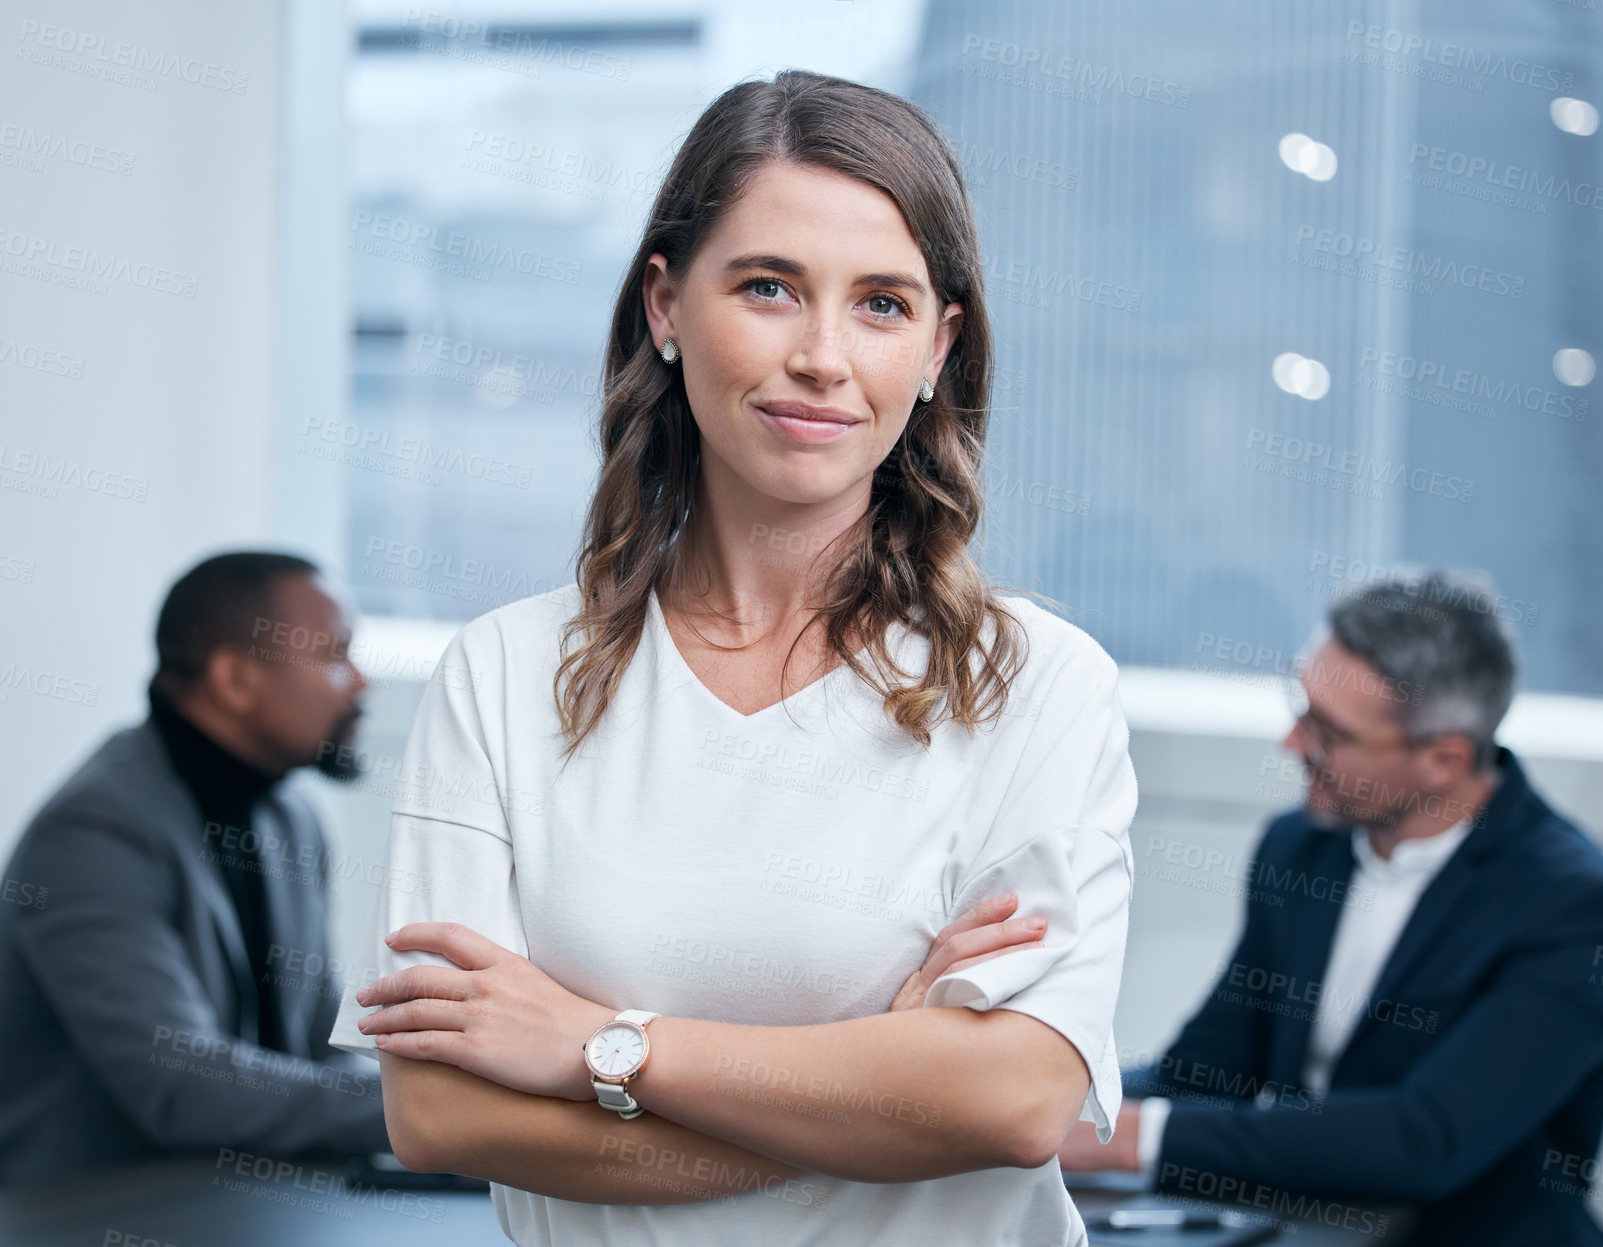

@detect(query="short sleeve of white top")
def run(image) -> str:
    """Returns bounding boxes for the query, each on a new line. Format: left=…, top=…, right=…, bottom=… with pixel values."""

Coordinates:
left=330, top=582, right=1138, bottom=1247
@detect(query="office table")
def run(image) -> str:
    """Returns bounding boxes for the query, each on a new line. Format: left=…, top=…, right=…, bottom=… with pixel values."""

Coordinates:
left=0, top=1155, right=1413, bottom=1246
left=1070, top=1172, right=1413, bottom=1245
left=0, top=1155, right=507, bottom=1246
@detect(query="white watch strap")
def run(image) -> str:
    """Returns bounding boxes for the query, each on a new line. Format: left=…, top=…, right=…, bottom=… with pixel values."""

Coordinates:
left=595, top=1081, right=643, bottom=1118
left=616, top=1009, right=660, bottom=1026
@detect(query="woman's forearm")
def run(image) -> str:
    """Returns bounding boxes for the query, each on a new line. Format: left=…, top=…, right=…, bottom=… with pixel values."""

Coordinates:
left=379, top=1053, right=820, bottom=1206
left=627, top=1005, right=1088, bottom=1183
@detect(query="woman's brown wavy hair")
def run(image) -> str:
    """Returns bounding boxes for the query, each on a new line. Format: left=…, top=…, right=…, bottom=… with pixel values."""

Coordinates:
left=553, top=68, right=1041, bottom=765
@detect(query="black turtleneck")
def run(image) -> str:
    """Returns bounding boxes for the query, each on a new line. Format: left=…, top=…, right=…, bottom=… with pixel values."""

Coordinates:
left=146, top=677, right=286, bottom=1052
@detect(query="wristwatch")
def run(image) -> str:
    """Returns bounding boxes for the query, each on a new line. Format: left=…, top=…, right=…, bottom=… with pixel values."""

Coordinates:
left=582, top=1009, right=661, bottom=1119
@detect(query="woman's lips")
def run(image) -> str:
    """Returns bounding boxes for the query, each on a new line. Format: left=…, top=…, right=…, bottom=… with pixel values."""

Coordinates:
left=755, top=402, right=861, bottom=444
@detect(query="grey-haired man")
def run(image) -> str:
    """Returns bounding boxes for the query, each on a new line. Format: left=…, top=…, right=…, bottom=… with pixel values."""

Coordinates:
left=1061, top=571, right=1603, bottom=1247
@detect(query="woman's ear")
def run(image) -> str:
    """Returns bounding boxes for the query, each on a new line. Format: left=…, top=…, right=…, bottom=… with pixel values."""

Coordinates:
left=928, top=301, right=964, bottom=380
left=641, top=253, right=677, bottom=349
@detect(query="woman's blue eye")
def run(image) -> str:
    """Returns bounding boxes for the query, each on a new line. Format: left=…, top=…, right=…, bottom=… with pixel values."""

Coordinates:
left=748, top=278, right=784, bottom=299
left=867, top=294, right=905, bottom=317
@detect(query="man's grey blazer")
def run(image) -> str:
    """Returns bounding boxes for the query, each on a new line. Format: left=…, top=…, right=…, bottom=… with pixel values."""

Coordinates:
left=0, top=717, right=390, bottom=1185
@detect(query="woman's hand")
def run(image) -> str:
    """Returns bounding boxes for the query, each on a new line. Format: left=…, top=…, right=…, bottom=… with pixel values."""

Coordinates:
left=354, top=922, right=615, bottom=1101
left=889, top=892, right=1046, bottom=1011
left=356, top=898, right=1044, bottom=1094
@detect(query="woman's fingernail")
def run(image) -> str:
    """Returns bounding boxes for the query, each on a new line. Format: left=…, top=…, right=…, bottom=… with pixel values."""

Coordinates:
left=1026, top=918, right=1046, bottom=931
left=999, top=892, right=1017, bottom=905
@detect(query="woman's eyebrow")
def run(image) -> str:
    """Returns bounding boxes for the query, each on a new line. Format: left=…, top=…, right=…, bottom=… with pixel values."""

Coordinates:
left=724, top=253, right=928, bottom=298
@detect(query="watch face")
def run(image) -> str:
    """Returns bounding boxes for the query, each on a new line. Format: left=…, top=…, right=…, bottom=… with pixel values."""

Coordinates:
left=586, top=1022, right=647, bottom=1079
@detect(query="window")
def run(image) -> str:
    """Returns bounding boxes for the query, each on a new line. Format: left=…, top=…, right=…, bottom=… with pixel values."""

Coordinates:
left=339, top=0, right=1601, bottom=696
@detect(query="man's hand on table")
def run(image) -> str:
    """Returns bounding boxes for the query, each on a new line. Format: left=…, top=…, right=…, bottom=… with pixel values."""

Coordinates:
left=1057, top=1100, right=1141, bottom=1172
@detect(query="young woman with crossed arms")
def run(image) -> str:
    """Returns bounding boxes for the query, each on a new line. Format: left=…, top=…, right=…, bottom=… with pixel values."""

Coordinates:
left=331, top=69, right=1137, bottom=1246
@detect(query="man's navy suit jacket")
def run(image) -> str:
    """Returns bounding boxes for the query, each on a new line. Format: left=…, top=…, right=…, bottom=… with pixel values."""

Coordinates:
left=1126, top=747, right=1603, bottom=1246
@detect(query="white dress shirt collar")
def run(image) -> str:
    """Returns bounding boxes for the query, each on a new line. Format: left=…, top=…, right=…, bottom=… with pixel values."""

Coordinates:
left=1351, top=818, right=1473, bottom=876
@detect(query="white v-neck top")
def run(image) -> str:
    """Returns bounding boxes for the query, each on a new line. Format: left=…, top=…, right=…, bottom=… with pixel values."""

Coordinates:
left=330, top=582, right=1138, bottom=1247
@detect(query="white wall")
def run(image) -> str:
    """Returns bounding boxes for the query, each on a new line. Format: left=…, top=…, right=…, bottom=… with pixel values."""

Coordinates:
left=0, top=0, right=353, bottom=857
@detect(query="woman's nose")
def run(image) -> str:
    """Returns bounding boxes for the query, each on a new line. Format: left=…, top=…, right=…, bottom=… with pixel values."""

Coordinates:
left=788, top=312, right=853, bottom=386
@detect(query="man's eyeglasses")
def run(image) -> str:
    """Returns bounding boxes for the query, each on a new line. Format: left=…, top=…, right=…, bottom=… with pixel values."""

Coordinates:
left=1283, top=679, right=1430, bottom=764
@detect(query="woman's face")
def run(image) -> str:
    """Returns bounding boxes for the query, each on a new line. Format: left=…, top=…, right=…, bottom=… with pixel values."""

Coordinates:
left=642, top=161, right=964, bottom=513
